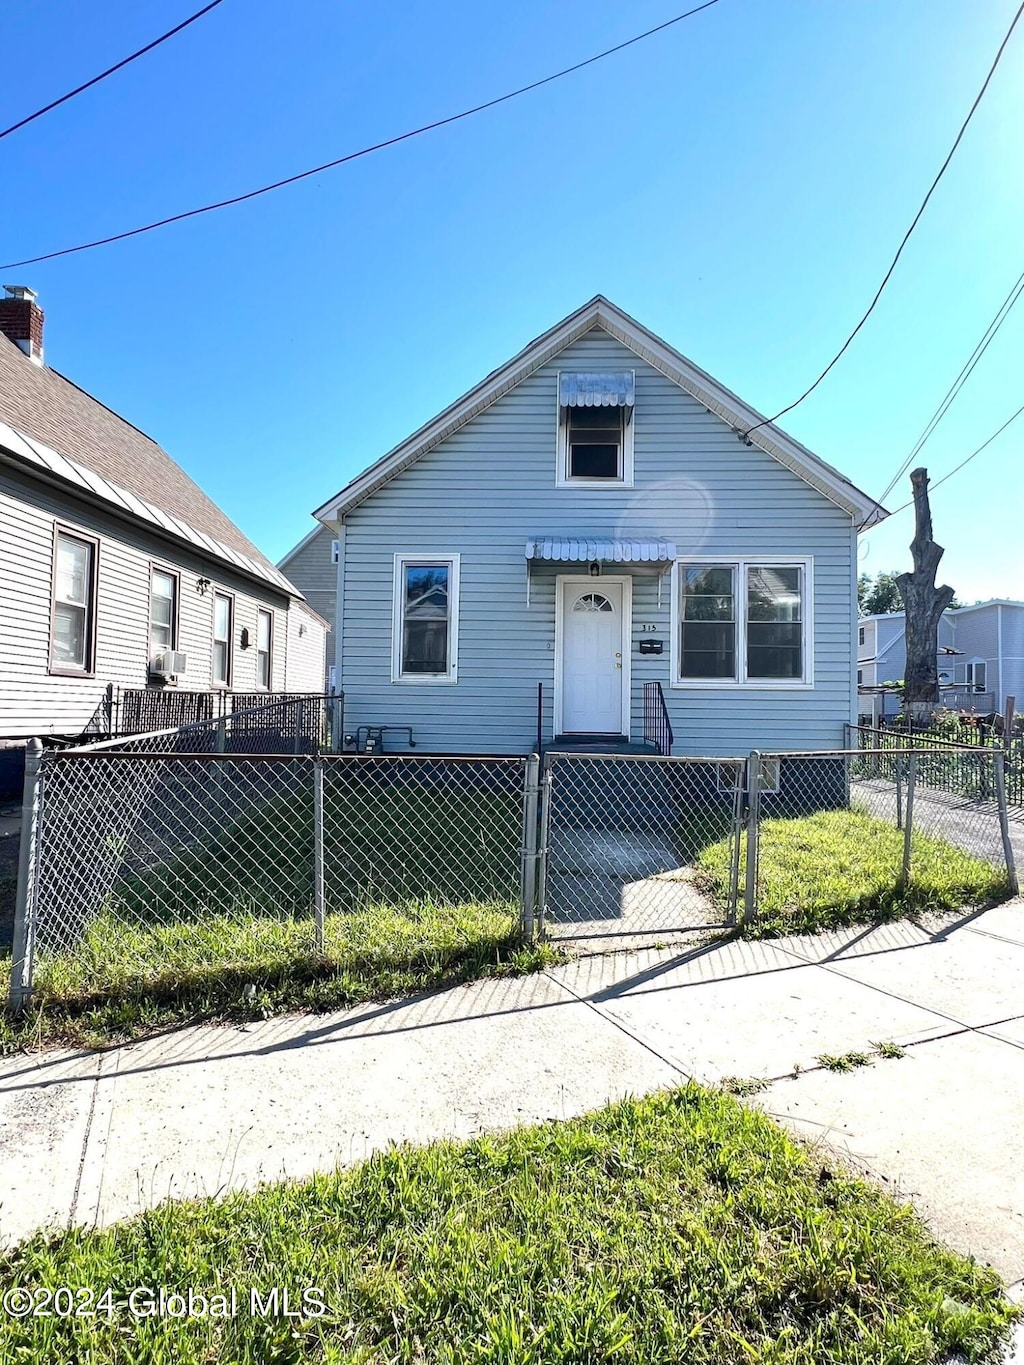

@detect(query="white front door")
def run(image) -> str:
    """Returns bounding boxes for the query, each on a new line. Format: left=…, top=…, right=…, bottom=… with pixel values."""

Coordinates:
left=559, top=579, right=627, bottom=734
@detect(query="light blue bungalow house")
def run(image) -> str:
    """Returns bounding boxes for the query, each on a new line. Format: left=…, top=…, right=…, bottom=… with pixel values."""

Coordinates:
left=314, top=297, right=886, bottom=757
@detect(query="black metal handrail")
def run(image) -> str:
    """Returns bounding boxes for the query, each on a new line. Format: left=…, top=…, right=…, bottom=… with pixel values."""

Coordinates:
left=642, top=681, right=674, bottom=756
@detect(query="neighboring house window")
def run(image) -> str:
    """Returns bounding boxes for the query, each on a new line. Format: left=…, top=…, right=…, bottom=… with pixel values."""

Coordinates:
left=673, top=559, right=811, bottom=686
left=212, top=591, right=233, bottom=686
left=858, top=626, right=865, bottom=646
left=50, top=528, right=97, bottom=673
left=391, top=555, right=460, bottom=682
left=556, top=372, right=635, bottom=486
left=967, top=660, right=986, bottom=691
left=331, top=539, right=340, bottom=564
left=257, top=609, right=273, bottom=689
left=857, top=669, right=863, bottom=684
left=149, top=567, right=178, bottom=659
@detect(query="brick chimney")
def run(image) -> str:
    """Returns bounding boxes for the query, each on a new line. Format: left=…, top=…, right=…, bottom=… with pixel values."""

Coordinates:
left=0, top=285, right=44, bottom=364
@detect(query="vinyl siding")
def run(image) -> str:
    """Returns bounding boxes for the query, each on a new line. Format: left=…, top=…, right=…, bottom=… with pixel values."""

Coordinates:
left=0, top=465, right=321, bottom=737
left=950, top=604, right=1024, bottom=710
left=336, top=328, right=860, bottom=756
left=284, top=603, right=328, bottom=692
left=280, top=526, right=337, bottom=632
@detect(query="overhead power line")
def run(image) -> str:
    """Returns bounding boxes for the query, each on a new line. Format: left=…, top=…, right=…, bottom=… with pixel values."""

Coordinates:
left=875, top=265, right=1024, bottom=505
left=0, top=0, right=722, bottom=270
left=864, top=400, right=1024, bottom=529
left=744, top=0, right=1024, bottom=442
left=0, top=0, right=227, bottom=143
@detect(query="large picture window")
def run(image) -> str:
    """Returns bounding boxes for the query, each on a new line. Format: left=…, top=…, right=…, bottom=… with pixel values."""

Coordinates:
left=50, top=528, right=97, bottom=674
left=673, top=559, right=811, bottom=687
left=391, top=555, right=460, bottom=682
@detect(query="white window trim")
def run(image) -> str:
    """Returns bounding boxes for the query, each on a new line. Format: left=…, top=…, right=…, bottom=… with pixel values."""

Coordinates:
left=670, top=556, right=815, bottom=690
left=554, top=372, right=635, bottom=489
left=391, top=553, right=461, bottom=684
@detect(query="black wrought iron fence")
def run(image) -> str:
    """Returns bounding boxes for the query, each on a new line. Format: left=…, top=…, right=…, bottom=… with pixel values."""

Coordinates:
left=848, top=724, right=1024, bottom=808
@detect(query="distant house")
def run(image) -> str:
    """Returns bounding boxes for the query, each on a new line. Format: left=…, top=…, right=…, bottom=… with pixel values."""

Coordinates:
left=312, top=296, right=885, bottom=756
left=0, top=286, right=327, bottom=775
left=278, top=524, right=338, bottom=691
left=858, top=600, right=1023, bottom=716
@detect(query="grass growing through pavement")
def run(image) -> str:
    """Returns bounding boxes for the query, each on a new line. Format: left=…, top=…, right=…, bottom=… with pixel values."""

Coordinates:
left=0, top=1087, right=1014, bottom=1364
left=696, top=806, right=1006, bottom=937
left=0, top=903, right=558, bottom=1053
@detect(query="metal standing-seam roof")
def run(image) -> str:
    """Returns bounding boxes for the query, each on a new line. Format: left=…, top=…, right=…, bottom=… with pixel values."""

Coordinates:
left=0, top=330, right=299, bottom=597
left=525, top=538, right=677, bottom=563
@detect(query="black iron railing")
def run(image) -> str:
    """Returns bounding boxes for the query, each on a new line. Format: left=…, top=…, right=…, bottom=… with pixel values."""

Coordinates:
left=642, top=681, right=674, bottom=756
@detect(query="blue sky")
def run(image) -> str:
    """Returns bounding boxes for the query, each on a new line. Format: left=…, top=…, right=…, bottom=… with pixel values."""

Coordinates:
left=2, top=0, right=1021, bottom=602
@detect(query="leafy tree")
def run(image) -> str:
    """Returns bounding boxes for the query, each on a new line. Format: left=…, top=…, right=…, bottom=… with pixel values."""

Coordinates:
left=858, top=569, right=961, bottom=616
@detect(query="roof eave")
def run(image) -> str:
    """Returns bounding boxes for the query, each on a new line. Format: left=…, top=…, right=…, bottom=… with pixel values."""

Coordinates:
left=313, top=295, right=888, bottom=527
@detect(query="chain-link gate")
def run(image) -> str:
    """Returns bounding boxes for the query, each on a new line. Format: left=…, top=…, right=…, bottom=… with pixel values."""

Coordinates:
left=537, top=753, right=742, bottom=943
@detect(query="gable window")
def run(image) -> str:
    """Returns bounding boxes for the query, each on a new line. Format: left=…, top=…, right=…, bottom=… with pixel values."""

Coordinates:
left=556, top=371, right=634, bottom=486
left=257, top=609, right=273, bottom=689
left=391, top=555, right=460, bottom=682
left=673, top=559, right=812, bottom=687
left=50, top=528, right=97, bottom=673
left=212, top=591, right=233, bottom=687
left=858, top=626, right=865, bottom=646
left=149, top=567, right=178, bottom=660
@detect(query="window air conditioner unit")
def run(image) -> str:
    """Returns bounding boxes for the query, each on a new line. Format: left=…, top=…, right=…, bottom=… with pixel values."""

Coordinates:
left=150, top=650, right=188, bottom=681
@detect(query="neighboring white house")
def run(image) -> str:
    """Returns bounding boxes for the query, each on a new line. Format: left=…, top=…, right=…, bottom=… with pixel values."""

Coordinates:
left=858, top=600, right=1023, bottom=713
left=0, top=286, right=327, bottom=786
left=313, top=296, right=886, bottom=757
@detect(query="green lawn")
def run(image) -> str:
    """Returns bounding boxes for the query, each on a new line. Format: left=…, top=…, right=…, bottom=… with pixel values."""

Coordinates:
left=0, top=1087, right=1014, bottom=1364
left=696, top=805, right=1007, bottom=936
left=0, top=902, right=557, bottom=1053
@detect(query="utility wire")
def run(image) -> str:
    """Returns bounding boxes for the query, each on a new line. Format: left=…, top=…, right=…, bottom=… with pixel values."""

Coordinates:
left=863, top=400, right=1024, bottom=528
left=0, top=0, right=227, bottom=143
left=876, top=265, right=1024, bottom=504
left=744, top=0, right=1024, bottom=442
left=0, top=0, right=722, bottom=270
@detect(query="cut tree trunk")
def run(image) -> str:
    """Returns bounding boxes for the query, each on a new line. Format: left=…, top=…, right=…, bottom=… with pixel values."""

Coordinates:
left=896, top=468, right=955, bottom=726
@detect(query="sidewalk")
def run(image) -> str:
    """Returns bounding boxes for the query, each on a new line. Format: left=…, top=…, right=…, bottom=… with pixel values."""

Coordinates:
left=2, top=900, right=1023, bottom=1306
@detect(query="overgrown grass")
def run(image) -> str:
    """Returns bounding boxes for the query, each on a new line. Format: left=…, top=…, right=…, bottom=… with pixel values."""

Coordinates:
left=0, top=1087, right=1014, bottom=1364
left=0, top=902, right=558, bottom=1053
left=696, top=806, right=1007, bottom=937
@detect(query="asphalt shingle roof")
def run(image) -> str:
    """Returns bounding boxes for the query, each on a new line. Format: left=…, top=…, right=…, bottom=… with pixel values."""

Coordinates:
left=0, top=330, right=284, bottom=585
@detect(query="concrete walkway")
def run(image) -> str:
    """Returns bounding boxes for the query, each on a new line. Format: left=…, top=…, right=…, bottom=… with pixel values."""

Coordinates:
left=2, top=900, right=1024, bottom=1317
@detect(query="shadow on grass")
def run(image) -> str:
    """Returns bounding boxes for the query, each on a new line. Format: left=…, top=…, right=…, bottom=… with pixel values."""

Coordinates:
left=1, top=903, right=560, bottom=1054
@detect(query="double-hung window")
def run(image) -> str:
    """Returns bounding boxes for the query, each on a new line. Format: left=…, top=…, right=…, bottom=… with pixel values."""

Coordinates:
left=556, top=372, right=634, bottom=486
left=212, top=591, right=233, bottom=687
left=149, top=567, right=178, bottom=661
left=50, top=528, right=97, bottom=673
left=256, top=609, right=273, bottom=689
left=674, top=559, right=811, bottom=686
left=391, top=555, right=460, bottom=682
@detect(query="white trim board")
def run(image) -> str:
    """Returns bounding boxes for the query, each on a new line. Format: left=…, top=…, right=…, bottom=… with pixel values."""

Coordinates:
left=314, top=297, right=888, bottom=528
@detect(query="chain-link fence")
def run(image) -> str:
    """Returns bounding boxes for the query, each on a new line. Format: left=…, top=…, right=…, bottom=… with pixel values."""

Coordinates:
left=7, top=736, right=1020, bottom=1011
left=540, top=754, right=740, bottom=942
left=7, top=748, right=528, bottom=1010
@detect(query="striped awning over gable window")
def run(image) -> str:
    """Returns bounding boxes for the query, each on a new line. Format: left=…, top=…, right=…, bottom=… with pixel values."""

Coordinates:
left=558, top=371, right=635, bottom=407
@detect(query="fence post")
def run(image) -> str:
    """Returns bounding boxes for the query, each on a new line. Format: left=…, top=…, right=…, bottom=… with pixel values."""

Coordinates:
left=330, top=692, right=343, bottom=754
left=726, top=778, right=743, bottom=927
left=520, top=754, right=540, bottom=940
left=741, top=751, right=761, bottom=928
left=7, top=739, right=43, bottom=1014
left=900, top=753, right=916, bottom=889
left=895, top=752, right=904, bottom=830
left=215, top=716, right=227, bottom=754
left=312, top=755, right=326, bottom=953
left=993, top=752, right=1019, bottom=896
left=535, top=765, right=553, bottom=939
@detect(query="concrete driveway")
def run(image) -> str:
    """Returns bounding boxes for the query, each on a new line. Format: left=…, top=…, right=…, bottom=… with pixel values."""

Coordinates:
left=2, top=899, right=1023, bottom=1315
